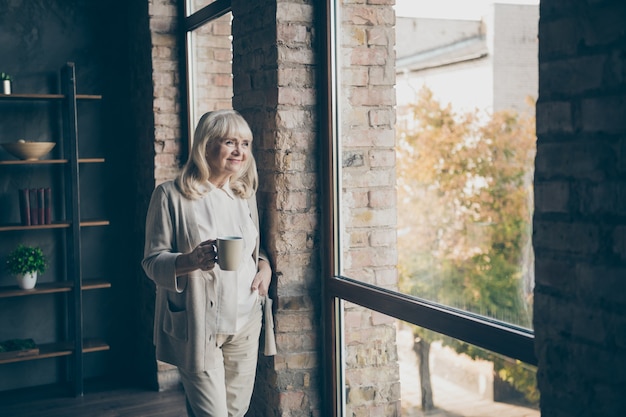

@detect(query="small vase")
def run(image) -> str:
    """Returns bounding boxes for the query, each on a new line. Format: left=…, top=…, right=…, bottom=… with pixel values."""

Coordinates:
left=2, top=80, right=11, bottom=95
left=16, top=271, right=37, bottom=290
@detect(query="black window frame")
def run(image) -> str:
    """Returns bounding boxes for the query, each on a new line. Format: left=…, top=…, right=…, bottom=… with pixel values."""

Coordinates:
left=179, top=0, right=232, bottom=153
left=318, top=1, right=536, bottom=416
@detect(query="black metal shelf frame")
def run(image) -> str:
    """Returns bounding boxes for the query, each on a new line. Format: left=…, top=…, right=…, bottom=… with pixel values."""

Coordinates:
left=0, top=62, right=109, bottom=397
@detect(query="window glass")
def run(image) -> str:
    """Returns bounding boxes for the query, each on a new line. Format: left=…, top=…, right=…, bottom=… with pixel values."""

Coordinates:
left=337, top=0, right=538, bottom=330
left=187, top=11, right=233, bottom=130
left=343, top=305, right=539, bottom=415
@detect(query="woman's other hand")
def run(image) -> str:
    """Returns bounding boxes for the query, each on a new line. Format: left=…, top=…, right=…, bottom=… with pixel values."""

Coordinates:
left=251, top=259, right=272, bottom=297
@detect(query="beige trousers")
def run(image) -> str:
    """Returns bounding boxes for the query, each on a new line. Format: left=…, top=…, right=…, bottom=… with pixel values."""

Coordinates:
left=179, top=307, right=262, bottom=417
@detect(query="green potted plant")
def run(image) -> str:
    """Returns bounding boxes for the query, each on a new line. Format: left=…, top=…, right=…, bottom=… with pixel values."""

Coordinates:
left=1, top=72, right=11, bottom=94
left=5, top=244, right=47, bottom=290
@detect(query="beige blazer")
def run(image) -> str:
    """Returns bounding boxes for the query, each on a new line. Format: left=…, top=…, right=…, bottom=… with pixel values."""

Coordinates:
left=142, top=181, right=275, bottom=372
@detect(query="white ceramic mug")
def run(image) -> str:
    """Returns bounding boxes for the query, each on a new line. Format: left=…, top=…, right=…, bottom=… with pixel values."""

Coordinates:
left=217, top=236, right=244, bottom=271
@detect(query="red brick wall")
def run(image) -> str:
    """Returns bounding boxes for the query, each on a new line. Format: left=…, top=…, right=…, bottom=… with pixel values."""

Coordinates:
left=339, top=1, right=400, bottom=415
left=234, top=1, right=323, bottom=415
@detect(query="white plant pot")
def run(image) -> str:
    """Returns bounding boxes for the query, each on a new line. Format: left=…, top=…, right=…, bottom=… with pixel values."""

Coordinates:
left=3, top=80, right=11, bottom=95
left=16, top=271, right=37, bottom=290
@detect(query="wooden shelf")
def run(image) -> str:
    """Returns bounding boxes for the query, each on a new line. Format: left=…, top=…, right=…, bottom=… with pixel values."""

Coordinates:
left=0, top=158, right=104, bottom=166
left=0, top=222, right=70, bottom=232
left=0, top=280, right=111, bottom=298
left=0, top=93, right=64, bottom=100
left=0, top=159, right=68, bottom=165
left=81, top=220, right=110, bottom=227
left=82, top=280, right=112, bottom=290
left=0, top=282, right=72, bottom=298
left=0, top=220, right=109, bottom=232
left=0, top=93, right=102, bottom=100
left=0, top=338, right=109, bottom=365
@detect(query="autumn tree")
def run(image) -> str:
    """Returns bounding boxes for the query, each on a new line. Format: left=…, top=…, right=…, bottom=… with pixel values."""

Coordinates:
left=396, top=87, right=537, bottom=409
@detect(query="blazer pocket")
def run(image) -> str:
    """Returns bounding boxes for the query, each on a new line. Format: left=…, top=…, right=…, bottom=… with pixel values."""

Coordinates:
left=163, top=302, right=188, bottom=341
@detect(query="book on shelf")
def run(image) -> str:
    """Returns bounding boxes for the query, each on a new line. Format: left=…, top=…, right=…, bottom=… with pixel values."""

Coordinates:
left=19, top=187, right=52, bottom=226
left=37, top=188, right=45, bottom=224
left=18, top=188, right=30, bottom=226
left=28, top=188, right=38, bottom=225
left=44, top=187, right=52, bottom=224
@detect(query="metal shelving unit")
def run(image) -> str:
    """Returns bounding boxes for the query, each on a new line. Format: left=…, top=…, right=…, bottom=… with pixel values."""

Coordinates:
left=0, top=62, right=110, bottom=396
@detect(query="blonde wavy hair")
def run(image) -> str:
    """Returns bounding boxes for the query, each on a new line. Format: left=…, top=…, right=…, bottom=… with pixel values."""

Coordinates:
left=176, top=110, right=258, bottom=199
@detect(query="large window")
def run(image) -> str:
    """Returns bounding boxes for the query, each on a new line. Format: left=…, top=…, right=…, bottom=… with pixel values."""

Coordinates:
left=322, top=1, right=538, bottom=415
left=182, top=0, right=233, bottom=145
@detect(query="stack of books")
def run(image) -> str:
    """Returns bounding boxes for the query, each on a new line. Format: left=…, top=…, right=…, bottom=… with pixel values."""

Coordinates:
left=18, top=188, right=52, bottom=225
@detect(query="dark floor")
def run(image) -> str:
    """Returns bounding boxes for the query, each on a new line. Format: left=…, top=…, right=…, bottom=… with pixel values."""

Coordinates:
left=0, top=382, right=187, bottom=417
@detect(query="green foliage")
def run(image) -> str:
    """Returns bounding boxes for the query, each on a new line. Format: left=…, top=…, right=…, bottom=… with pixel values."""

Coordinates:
left=0, top=338, right=37, bottom=353
left=496, top=358, right=540, bottom=405
left=5, top=245, right=47, bottom=275
left=0, top=72, right=11, bottom=81
left=437, top=337, right=540, bottom=406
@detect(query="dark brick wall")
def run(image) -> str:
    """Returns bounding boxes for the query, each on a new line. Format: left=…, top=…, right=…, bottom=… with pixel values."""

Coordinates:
left=534, top=1, right=626, bottom=416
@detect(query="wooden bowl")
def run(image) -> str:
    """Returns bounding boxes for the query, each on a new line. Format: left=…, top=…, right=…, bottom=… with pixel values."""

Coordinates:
left=1, top=141, right=56, bottom=160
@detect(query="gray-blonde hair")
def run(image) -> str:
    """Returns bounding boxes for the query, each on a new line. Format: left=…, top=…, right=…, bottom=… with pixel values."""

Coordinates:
left=176, top=110, right=258, bottom=199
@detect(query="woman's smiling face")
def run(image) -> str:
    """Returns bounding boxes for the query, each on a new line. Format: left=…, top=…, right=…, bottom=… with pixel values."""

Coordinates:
left=207, top=137, right=251, bottom=184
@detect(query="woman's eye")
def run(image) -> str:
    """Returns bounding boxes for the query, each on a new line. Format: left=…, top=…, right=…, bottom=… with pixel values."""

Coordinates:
left=224, top=140, right=235, bottom=146
left=242, top=141, right=250, bottom=148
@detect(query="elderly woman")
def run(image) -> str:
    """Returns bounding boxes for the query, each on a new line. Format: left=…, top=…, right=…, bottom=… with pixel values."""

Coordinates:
left=142, top=110, right=274, bottom=417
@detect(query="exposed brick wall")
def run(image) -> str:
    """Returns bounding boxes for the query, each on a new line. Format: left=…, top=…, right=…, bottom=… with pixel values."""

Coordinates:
left=534, top=1, right=626, bottom=416
left=234, top=1, right=322, bottom=415
left=340, top=0, right=400, bottom=416
left=149, top=0, right=183, bottom=185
